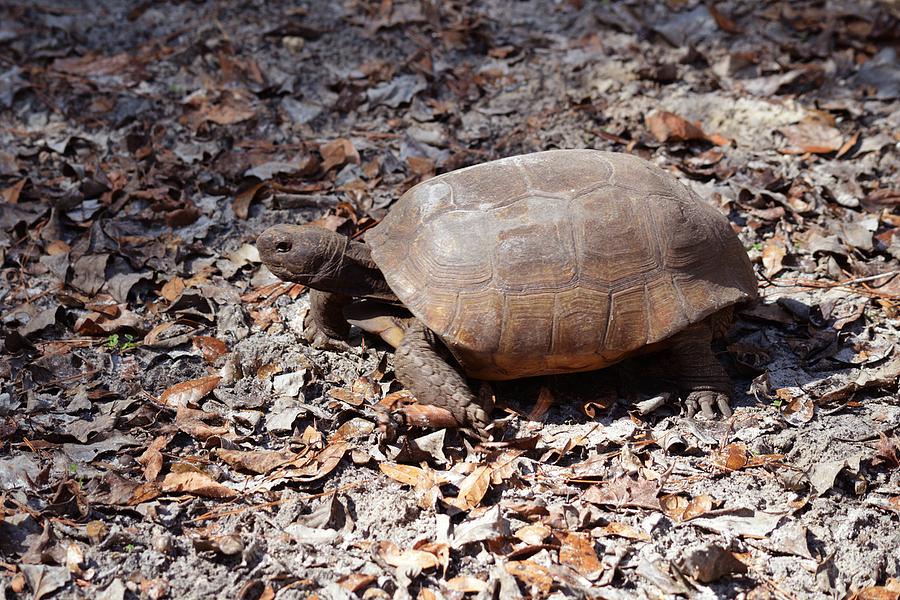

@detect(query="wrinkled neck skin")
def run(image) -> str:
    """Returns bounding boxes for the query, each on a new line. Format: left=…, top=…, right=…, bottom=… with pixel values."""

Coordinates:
left=307, top=236, right=396, bottom=301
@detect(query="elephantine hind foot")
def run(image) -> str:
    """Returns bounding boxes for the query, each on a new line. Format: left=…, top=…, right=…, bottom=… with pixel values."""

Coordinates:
left=684, top=390, right=733, bottom=419
left=394, top=321, right=493, bottom=439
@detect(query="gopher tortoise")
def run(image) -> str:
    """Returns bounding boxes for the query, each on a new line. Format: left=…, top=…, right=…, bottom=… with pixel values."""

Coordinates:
left=257, top=149, right=758, bottom=437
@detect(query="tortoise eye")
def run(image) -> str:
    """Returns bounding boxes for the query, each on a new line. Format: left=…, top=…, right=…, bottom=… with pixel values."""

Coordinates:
left=275, top=241, right=292, bottom=253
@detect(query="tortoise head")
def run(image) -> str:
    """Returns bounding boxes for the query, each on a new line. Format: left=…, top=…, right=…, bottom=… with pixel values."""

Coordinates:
left=256, top=224, right=350, bottom=290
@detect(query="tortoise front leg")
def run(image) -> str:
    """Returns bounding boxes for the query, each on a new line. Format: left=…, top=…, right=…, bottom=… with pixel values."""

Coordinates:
left=305, top=290, right=351, bottom=350
left=394, top=321, right=493, bottom=438
left=666, top=317, right=733, bottom=419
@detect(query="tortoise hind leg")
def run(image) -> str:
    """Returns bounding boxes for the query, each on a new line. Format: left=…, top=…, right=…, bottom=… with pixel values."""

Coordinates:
left=666, top=315, right=733, bottom=419
left=394, top=321, right=493, bottom=438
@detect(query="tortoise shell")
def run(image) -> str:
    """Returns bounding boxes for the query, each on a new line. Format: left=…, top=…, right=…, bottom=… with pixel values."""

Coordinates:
left=366, top=150, right=757, bottom=381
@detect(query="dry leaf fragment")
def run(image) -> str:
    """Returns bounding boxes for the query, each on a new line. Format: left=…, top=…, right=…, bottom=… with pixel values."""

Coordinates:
left=1, top=178, right=26, bottom=203
left=505, top=560, right=554, bottom=595
left=557, top=531, right=603, bottom=580
left=193, top=336, right=229, bottom=363
left=778, top=121, right=843, bottom=154
left=583, top=476, right=661, bottom=509
left=161, top=471, right=237, bottom=498
left=714, top=443, right=749, bottom=471
left=338, top=574, right=377, bottom=593
left=377, top=541, right=441, bottom=572
left=514, top=523, right=551, bottom=545
left=320, top=138, right=360, bottom=172
left=678, top=544, right=748, bottom=583
left=595, top=521, right=650, bottom=541
left=233, top=180, right=266, bottom=220
left=379, top=462, right=428, bottom=487
left=138, top=435, right=172, bottom=482
left=850, top=578, right=900, bottom=600
left=413, top=540, right=450, bottom=576
left=445, top=576, right=489, bottom=593
left=158, top=376, right=221, bottom=408
left=762, top=238, right=787, bottom=278
left=445, top=465, right=493, bottom=511
left=645, top=110, right=730, bottom=146
left=216, top=448, right=298, bottom=474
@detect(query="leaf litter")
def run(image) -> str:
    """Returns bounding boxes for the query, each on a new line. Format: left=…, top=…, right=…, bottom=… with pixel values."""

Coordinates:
left=1, top=0, right=900, bottom=599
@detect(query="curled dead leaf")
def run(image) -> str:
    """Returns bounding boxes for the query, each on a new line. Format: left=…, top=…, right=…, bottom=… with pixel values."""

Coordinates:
left=158, top=376, right=221, bottom=408
left=445, top=465, right=493, bottom=511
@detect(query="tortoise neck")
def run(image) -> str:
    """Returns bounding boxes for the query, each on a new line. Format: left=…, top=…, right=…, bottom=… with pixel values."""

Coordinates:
left=314, top=237, right=396, bottom=301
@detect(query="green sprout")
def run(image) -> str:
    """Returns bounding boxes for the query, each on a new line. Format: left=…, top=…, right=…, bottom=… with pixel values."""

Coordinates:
left=106, top=333, right=140, bottom=351
left=750, top=242, right=763, bottom=251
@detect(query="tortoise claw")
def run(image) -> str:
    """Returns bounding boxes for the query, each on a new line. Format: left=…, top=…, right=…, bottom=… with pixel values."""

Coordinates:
left=684, top=391, right=732, bottom=420
left=304, top=317, right=351, bottom=351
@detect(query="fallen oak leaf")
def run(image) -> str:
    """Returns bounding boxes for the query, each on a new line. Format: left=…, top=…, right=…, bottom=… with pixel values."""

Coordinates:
left=216, top=448, right=299, bottom=474
left=778, top=121, right=843, bottom=155
left=379, top=462, right=429, bottom=487
left=158, top=376, right=221, bottom=408
left=444, top=464, right=493, bottom=511
left=161, top=471, right=237, bottom=499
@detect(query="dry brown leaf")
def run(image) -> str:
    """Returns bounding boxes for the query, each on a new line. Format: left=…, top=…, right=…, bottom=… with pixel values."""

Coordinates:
left=337, top=574, right=377, bottom=593
left=193, top=336, right=229, bottom=363
left=445, top=576, right=489, bottom=593
left=583, top=477, right=660, bottom=509
left=413, top=541, right=450, bottom=576
left=138, top=435, right=172, bottom=482
left=505, top=560, right=554, bottom=595
left=158, top=376, right=221, bottom=408
left=406, top=155, right=435, bottom=177
left=778, top=121, right=843, bottom=154
left=837, top=131, right=861, bottom=158
left=320, top=138, right=360, bottom=172
left=682, top=495, right=715, bottom=521
left=216, top=448, right=298, bottom=474
left=557, top=531, right=603, bottom=579
left=445, top=465, right=493, bottom=511
left=377, top=541, right=440, bottom=571
left=276, top=440, right=348, bottom=483
left=595, top=521, right=650, bottom=541
left=646, top=110, right=729, bottom=146
left=203, top=91, right=256, bottom=125
left=762, top=238, right=787, bottom=278
left=715, top=443, right=749, bottom=471
left=514, top=523, right=551, bottom=545
left=379, top=462, right=427, bottom=487
left=1, top=179, right=26, bottom=204
left=233, top=181, right=266, bottom=220
left=161, top=471, right=237, bottom=498
left=528, top=386, right=554, bottom=421
left=848, top=578, right=900, bottom=600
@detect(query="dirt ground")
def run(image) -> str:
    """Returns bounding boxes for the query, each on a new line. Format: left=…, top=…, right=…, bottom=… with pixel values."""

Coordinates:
left=1, top=1, right=900, bottom=598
